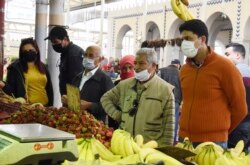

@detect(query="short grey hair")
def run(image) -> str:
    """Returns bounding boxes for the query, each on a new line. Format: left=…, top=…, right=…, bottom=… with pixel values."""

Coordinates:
left=136, top=48, right=158, bottom=64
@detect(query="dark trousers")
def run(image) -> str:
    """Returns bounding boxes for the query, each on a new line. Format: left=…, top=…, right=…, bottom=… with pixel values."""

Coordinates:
left=228, top=120, right=250, bottom=153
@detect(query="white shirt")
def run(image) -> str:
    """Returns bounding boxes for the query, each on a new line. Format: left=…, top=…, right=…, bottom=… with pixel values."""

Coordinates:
left=79, top=67, right=99, bottom=90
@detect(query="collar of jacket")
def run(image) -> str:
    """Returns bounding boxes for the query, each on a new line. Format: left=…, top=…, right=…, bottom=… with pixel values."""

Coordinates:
left=76, top=67, right=103, bottom=82
left=128, top=74, right=157, bottom=91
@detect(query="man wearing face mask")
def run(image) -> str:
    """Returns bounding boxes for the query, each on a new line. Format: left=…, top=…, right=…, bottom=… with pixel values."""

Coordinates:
left=62, top=45, right=114, bottom=122
left=45, top=26, right=84, bottom=95
left=178, top=19, right=247, bottom=148
left=101, top=48, right=175, bottom=147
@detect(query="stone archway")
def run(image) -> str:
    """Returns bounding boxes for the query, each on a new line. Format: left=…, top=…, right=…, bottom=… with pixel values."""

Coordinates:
left=164, top=19, right=184, bottom=67
left=145, top=21, right=160, bottom=40
left=115, top=24, right=133, bottom=59
left=145, top=21, right=161, bottom=66
left=206, top=12, right=233, bottom=55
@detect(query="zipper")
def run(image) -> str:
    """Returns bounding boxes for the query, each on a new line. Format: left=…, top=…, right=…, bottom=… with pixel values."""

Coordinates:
left=187, top=68, right=200, bottom=139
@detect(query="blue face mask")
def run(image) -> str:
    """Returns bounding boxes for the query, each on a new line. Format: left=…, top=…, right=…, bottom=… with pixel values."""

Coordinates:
left=82, top=57, right=96, bottom=70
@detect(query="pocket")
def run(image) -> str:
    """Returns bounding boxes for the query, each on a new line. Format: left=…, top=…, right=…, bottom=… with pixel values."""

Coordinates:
left=143, top=122, right=163, bottom=140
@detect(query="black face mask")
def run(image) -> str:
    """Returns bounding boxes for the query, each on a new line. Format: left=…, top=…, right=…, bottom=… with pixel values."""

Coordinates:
left=22, top=51, right=37, bottom=62
left=52, top=43, right=64, bottom=53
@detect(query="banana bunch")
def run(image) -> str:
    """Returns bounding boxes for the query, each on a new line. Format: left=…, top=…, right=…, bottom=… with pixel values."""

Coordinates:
left=170, top=0, right=194, bottom=21
left=139, top=148, right=183, bottom=165
left=90, top=137, right=122, bottom=162
left=214, top=140, right=247, bottom=165
left=215, top=150, right=246, bottom=165
left=110, top=129, right=158, bottom=157
left=175, top=137, right=195, bottom=161
left=194, top=143, right=222, bottom=165
left=175, top=137, right=194, bottom=152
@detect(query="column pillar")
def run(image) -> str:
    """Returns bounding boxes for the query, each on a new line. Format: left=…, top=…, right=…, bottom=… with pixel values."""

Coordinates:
left=47, top=0, right=65, bottom=107
left=35, top=0, right=48, bottom=63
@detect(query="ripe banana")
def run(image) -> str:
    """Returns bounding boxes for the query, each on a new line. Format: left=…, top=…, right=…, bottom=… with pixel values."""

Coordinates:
left=112, top=154, right=140, bottom=164
left=170, top=0, right=194, bottom=21
left=194, top=142, right=224, bottom=155
left=134, top=134, right=144, bottom=147
left=130, top=137, right=142, bottom=154
left=144, top=149, right=183, bottom=165
left=123, top=135, right=135, bottom=156
left=215, top=154, right=232, bottom=165
left=91, top=138, right=122, bottom=161
left=142, top=140, right=158, bottom=148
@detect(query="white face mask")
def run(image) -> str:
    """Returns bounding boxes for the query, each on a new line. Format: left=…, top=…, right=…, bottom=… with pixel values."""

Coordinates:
left=181, top=40, right=199, bottom=58
left=83, top=57, right=96, bottom=70
left=135, top=69, right=151, bottom=82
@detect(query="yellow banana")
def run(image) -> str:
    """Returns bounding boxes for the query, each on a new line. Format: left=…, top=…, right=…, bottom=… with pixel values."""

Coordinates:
left=175, top=142, right=184, bottom=148
left=134, top=134, right=144, bottom=147
left=91, top=138, right=121, bottom=161
left=112, top=154, right=140, bottom=165
left=215, top=155, right=232, bottom=165
left=145, top=150, right=183, bottom=165
left=142, top=140, right=158, bottom=149
left=86, top=142, right=95, bottom=162
left=138, top=148, right=156, bottom=162
left=195, top=146, right=207, bottom=165
left=124, top=135, right=135, bottom=156
left=76, top=138, right=85, bottom=145
left=233, top=140, right=244, bottom=156
left=110, top=129, right=125, bottom=154
left=130, top=137, right=142, bottom=154
left=186, top=10, right=194, bottom=21
left=171, top=0, right=182, bottom=16
left=195, top=142, right=224, bottom=155
left=203, top=147, right=211, bottom=165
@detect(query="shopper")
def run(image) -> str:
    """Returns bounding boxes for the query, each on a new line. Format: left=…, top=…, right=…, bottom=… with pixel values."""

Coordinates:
left=225, top=43, right=250, bottom=152
left=101, top=48, right=175, bottom=147
left=159, top=59, right=182, bottom=144
left=62, top=45, right=114, bottom=123
left=109, top=55, right=136, bottom=129
left=178, top=19, right=247, bottom=148
left=0, top=37, right=54, bottom=106
left=45, top=26, right=84, bottom=95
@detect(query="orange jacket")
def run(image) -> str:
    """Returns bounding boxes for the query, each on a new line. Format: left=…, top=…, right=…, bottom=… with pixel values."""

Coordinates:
left=179, top=49, right=247, bottom=142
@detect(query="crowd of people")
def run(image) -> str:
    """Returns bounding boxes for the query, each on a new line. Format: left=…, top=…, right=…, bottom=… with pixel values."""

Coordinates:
left=0, top=19, right=249, bottom=151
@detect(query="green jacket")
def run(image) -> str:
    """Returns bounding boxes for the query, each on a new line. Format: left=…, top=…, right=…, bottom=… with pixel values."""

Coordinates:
left=101, top=75, right=175, bottom=146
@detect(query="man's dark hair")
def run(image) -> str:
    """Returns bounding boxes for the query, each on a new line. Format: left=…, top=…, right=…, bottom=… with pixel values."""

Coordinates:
left=226, top=43, right=246, bottom=58
left=179, top=19, right=209, bottom=44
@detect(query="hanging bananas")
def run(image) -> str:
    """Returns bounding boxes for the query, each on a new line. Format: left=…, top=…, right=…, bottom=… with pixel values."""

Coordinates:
left=170, top=0, right=194, bottom=21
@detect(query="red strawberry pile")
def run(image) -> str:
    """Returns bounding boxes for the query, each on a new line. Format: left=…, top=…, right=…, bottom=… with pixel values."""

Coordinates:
left=1, top=106, right=114, bottom=148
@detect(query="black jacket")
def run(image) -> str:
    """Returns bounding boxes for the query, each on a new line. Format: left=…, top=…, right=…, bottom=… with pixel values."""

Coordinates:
left=160, top=65, right=182, bottom=105
left=72, top=68, right=114, bottom=122
left=3, top=60, right=54, bottom=106
left=59, top=42, right=84, bottom=95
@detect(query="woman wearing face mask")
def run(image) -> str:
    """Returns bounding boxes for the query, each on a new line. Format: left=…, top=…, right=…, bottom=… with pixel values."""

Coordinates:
left=0, top=38, right=54, bottom=106
left=114, top=55, right=135, bottom=85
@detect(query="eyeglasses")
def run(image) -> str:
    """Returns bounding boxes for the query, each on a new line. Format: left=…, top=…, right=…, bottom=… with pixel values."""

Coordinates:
left=21, top=37, right=34, bottom=43
left=128, top=99, right=139, bottom=116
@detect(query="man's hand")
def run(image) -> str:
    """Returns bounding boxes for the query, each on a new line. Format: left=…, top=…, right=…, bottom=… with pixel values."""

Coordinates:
left=61, top=95, right=68, bottom=107
left=0, top=81, right=5, bottom=88
left=80, top=100, right=92, bottom=110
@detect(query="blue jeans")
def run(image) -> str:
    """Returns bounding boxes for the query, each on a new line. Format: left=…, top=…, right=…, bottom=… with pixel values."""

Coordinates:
left=174, top=103, right=180, bottom=144
left=179, top=137, right=228, bottom=148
